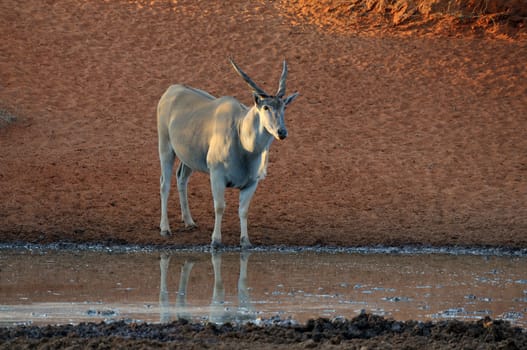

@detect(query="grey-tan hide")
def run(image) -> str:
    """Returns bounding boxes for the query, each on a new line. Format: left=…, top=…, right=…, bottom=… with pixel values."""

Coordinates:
left=157, top=60, right=298, bottom=248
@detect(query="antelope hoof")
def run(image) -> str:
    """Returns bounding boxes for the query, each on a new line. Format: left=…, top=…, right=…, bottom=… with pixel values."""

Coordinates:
left=184, top=223, right=198, bottom=231
left=160, top=229, right=172, bottom=237
left=240, top=237, right=252, bottom=250
left=211, top=240, right=224, bottom=250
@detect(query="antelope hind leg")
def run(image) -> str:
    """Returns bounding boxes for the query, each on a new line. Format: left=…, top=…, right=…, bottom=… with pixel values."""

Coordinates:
left=176, top=162, right=197, bottom=229
left=159, top=145, right=175, bottom=236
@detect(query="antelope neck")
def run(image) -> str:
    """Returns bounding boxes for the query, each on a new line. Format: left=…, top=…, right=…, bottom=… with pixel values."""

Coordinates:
left=239, top=106, right=272, bottom=154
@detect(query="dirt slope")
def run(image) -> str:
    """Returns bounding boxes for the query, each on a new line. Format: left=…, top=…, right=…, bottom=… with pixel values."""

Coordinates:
left=280, top=0, right=527, bottom=38
left=1, top=0, right=526, bottom=248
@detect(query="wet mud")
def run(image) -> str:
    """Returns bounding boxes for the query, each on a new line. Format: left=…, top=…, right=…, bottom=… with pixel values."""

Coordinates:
left=2, top=314, right=526, bottom=349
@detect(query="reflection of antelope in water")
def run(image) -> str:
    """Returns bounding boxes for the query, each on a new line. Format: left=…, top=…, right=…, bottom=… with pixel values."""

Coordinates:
left=159, top=252, right=254, bottom=324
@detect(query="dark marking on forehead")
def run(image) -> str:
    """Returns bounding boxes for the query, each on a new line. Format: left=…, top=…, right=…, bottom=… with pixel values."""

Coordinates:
left=260, top=96, right=285, bottom=109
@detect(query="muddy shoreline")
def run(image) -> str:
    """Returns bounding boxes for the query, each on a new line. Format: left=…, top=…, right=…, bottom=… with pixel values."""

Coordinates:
left=2, top=314, right=526, bottom=349
left=2, top=242, right=527, bottom=256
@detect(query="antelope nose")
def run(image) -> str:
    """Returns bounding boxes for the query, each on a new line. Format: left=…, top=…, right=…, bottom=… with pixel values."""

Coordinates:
left=278, top=129, right=288, bottom=140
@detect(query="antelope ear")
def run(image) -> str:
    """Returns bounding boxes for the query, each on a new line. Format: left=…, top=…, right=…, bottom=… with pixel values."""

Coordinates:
left=284, top=92, right=299, bottom=106
left=253, top=93, right=268, bottom=106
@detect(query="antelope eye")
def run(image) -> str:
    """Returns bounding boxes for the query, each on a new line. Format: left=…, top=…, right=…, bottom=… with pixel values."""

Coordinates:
left=262, top=105, right=269, bottom=111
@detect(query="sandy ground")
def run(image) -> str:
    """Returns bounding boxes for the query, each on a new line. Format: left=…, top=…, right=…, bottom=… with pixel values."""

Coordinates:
left=1, top=0, right=527, bottom=347
left=1, top=0, right=526, bottom=249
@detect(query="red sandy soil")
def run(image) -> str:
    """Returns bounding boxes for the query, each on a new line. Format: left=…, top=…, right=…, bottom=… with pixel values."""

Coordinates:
left=1, top=0, right=526, bottom=248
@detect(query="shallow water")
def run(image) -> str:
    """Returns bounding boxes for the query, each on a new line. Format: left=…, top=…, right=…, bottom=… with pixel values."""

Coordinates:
left=1, top=247, right=526, bottom=327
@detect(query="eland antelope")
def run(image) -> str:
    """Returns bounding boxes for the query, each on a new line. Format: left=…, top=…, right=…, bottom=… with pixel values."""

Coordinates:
left=157, top=59, right=299, bottom=248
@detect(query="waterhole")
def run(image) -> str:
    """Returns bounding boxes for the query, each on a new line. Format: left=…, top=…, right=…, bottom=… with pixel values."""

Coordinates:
left=1, top=247, right=526, bottom=327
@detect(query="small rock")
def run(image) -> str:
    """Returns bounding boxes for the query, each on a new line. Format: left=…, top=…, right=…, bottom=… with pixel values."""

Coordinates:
left=304, top=339, right=317, bottom=348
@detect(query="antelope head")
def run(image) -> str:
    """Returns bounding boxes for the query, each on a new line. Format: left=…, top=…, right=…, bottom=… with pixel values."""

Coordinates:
left=230, top=59, right=299, bottom=140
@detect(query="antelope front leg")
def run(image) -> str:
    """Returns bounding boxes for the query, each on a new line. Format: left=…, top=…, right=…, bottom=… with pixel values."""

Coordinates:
left=210, top=172, right=226, bottom=249
left=239, top=182, right=257, bottom=249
